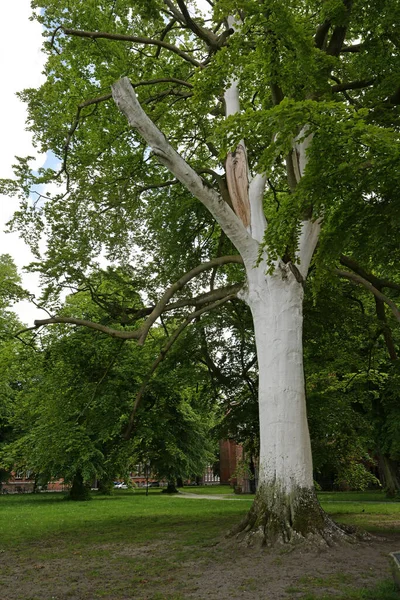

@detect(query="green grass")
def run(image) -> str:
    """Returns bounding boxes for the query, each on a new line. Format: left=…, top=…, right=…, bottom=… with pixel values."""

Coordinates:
left=318, top=490, right=398, bottom=503
left=299, top=579, right=399, bottom=600
left=0, top=489, right=253, bottom=550
left=1, top=488, right=397, bottom=549
left=0, top=489, right=399, bottom=599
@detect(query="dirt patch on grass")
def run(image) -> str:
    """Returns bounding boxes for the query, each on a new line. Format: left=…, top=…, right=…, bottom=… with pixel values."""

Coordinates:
left=0, top=531, right=399, bottom=599
left=184, top=533, right=398, bottom=599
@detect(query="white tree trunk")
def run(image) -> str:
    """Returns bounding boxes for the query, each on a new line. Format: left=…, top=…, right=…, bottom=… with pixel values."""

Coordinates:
left=236, top=262, right=344, bottom=545
left=246, top=264, right=313, bottom=493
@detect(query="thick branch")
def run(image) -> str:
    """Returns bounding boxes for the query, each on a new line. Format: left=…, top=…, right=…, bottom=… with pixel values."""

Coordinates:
left=335, top=269, right=400, bottom=324
left=61, top=78, right=193, bottom=184
left=375, top=298, right=398, bottom=361
left=138, top=255, right=244, bottom=344
left=176, top=0, right=220, bottom=49
left=314, top=20, right=331, bottom=49
left=62, top=27, right=201, bottom=67
left=163, top=0, right=187, bottom=25
left=339, top=255, right=400, bottom=292
left=249, top=174, right=267, bottom=243
left=34, top=265, right=243, bottom=340
left=123, top=294, right=237, bottom=439
left=326, top=0, right=353, bottom=56
left=112, top=77, right=258, bottom=263
left=33, top=316, right=142, bottom=339
left=331, top=79, right=375, bottom=93
left=340, top=43, right=363, bottom=52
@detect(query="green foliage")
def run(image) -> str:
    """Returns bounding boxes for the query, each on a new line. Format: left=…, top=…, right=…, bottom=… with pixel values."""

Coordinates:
left=304, top=269, right=400, bottom=491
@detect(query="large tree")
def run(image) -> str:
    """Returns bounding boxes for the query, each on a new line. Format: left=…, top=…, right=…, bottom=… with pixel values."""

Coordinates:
left=3, top=0, right=400, bottom=543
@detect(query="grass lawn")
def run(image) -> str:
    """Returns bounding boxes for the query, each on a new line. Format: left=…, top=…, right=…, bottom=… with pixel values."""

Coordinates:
left=0, top=489, right=399, bottom=599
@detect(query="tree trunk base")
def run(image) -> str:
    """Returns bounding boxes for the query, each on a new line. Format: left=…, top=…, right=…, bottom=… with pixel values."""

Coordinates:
left=67, top=472, right=91, bottom=501
left=231, top=484, right=357, bottom=548
left=162, top=482, right=179, bottom=494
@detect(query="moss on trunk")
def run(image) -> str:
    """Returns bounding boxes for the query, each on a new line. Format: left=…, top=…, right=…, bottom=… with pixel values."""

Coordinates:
left=232, top=482, right=352, bottom=546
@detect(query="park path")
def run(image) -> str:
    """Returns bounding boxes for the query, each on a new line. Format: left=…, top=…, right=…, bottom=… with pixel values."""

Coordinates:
left=176, top=492, right=396, bottom=504
left=176, top=491, right=251, bottom=501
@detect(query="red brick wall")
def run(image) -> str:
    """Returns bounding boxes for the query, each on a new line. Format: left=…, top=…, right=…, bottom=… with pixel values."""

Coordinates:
left=219, top=439, right=243, bottom=485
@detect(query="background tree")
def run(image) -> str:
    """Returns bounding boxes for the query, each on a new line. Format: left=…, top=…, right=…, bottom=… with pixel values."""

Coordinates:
left=0, top=255, right=32, bottom=490
left=2, top=280, right=217, bottom=498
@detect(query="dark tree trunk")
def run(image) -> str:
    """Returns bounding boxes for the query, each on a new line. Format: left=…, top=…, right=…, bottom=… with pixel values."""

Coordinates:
left=67, top=471, right=91, bottom=501
left=98, top=479, right=113, bottom=495
left=249, top=456, right=256, bottom=494
left=378, top=454, right=400, bottom=498
left=176, top=477, right=184, bottom=488
left=162, top=480, right=179, bottom=494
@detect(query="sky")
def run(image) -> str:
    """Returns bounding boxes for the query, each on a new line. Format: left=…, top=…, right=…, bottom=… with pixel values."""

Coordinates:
left=0, top=1, right=46, bottom=325
left=0, top=0, right=211, bottom=326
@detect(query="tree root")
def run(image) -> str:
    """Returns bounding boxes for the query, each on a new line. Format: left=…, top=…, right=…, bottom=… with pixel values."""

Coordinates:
left=229, top=484, right=365, bottom=548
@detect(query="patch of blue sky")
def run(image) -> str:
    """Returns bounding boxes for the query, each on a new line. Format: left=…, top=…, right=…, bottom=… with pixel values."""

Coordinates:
left=29, top=151, right=62, bottom=208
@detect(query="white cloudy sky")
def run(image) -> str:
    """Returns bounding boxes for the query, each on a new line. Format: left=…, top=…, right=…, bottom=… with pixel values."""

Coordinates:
left=0, top=1, right=46, bottom=325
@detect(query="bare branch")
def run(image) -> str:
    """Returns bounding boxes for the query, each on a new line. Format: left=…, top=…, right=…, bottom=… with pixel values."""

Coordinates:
left=123, top=294, right=237, bottom=439
left=62, top=27, right=201, bottom=67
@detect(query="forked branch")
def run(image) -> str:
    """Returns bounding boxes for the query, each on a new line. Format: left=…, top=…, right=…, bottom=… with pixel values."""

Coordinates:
left=33, top=256, right=244, bottom=339
left=138, top=255, right=243, bottom=344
